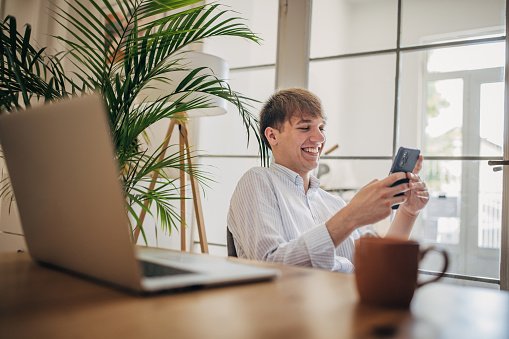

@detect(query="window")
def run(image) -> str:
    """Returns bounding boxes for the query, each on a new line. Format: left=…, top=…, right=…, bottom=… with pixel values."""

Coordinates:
left=310, top=0, right=506, bottom=289
left=196, top=0, right=509, bottom=290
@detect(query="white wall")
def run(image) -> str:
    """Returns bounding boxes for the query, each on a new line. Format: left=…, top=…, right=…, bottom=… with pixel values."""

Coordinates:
left=0, top=0, right=92, bottom=252
left=0, top=0, right=65, bottom=252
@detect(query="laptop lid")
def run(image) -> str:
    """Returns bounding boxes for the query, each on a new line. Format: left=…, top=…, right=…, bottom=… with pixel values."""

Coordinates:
left=0, top=95, right=144, bottom=291
left=0, top=94, right=279, bottom=293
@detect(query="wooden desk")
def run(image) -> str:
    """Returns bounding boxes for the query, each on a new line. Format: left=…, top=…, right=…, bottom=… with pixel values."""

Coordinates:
left=1, top=251, right=508, bottom=339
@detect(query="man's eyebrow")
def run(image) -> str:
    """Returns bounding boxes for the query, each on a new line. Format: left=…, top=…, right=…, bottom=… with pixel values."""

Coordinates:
left=294, top=119, right=326, bottom=125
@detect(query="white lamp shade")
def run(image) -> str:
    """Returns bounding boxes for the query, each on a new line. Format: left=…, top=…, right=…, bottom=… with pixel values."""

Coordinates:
left=138, top=51, right=229, bottom=117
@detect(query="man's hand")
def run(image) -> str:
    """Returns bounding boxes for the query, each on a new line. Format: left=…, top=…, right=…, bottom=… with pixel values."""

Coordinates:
left=326, top=157, right=429, bottom=246
left=344, top=172, right=410, bottom=226
left=384, top=155, right=429, bottom=239
left=326, top=172, right=409, bottom=246
left=399, top=155, right=429, bottom=216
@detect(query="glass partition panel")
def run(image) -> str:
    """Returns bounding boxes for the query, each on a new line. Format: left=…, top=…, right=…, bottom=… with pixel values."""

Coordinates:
left=310, top=0, right=397, bottom=58
left=400, top=0, right=505, bottom=47
left=309, top=54, right=396, bottom=157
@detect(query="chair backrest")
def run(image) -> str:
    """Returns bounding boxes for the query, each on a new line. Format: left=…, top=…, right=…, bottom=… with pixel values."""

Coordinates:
left=226, top=228, right=238, bottom=257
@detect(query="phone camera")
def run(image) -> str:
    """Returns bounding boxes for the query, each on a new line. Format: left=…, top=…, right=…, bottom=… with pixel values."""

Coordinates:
left=399, top=151, right=408, bottom=166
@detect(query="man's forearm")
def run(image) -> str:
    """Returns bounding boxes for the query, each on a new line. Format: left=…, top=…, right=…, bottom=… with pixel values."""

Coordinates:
left=385, top=207, right=418, bottom=239
left=325, top=205, right=362, bottom=247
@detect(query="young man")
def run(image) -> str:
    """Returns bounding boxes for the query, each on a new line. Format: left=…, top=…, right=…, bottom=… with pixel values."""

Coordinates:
left=227, top=88, right=429, bottom=272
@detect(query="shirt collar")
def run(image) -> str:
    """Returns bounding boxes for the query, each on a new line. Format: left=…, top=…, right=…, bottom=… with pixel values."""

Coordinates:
left=270, top=163, right=321, bottom=190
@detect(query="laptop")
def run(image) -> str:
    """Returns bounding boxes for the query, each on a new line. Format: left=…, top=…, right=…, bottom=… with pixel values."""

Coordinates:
left=0, top=94, right=279, bottom=293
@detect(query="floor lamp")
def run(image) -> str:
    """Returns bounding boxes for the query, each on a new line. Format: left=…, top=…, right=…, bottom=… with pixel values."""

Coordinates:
left=133, top=51, right=229, bottom=254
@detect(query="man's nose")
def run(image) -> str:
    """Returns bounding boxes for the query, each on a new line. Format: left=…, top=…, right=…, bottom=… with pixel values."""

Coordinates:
left=311, top=128, right=325, bottom=143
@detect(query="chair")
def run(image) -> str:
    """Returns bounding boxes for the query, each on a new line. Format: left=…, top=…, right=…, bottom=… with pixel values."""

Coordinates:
left=226, top=228, right=238, bottom=257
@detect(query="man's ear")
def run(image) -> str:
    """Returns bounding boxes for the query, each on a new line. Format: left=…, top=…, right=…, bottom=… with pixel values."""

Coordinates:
left=264, top=127, right=278, bottom=147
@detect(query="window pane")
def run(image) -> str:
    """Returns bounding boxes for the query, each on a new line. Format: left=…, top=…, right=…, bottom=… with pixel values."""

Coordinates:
left=203, top=0, right=278, bottom=68
left=196, top=67, right=276, bottom=156
left=419, top=160, right=462, bottom=245
left=480, top=82, right=504, bottom=157
left=478, top=160, right=503, bottom=248
left=400, top=37, right=503, bottom=284
left=309, top=54, right=395, bottom=157
left=398, top=50, right=425, bottom=150
left=424, top=79, right=464, bottom=156
left=428, top=43, right=505, bottom=73
left=413, top=160, right=501, bottom=284
left=401, top=0, right=505, bottom=47
left=310, top=0, right=397, bottom=58
left=400, top=47, right=504, bottom=157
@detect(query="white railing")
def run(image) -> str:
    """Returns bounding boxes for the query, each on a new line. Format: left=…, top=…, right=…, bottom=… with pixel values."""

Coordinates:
left=478, top=193, right=502, bottom=248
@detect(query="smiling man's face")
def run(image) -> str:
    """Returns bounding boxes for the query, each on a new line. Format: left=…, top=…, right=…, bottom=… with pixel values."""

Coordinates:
left=267, top=113, right=326, bottom=179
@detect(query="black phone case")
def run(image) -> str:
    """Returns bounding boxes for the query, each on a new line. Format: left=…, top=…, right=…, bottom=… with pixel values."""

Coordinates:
left=390, top=147, right=420, bottom=209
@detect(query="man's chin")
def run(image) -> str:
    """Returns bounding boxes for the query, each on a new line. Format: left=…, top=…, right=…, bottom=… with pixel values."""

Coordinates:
left=307, top=162, right=320, bottom=172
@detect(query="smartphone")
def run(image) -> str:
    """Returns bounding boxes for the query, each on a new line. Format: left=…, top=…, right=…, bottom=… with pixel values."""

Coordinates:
left=389, top=147, right=420, bottom=209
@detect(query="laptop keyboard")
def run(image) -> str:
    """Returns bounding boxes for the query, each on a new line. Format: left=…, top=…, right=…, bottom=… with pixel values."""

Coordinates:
left=140, top=260, right=194, bottom=277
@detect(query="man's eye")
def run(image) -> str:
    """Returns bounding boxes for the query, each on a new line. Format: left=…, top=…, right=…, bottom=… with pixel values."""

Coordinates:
left=299, top=127, right=310, bottom=130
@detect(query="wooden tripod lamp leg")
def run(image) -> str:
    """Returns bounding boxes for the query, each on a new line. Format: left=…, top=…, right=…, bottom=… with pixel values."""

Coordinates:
left=134, top=119, right=178, bottom=243
left=181, top=122, right=209, bottom=254
left=179, top=123, right=186, bottom=251
left=136, top=113, right=208, bottom=254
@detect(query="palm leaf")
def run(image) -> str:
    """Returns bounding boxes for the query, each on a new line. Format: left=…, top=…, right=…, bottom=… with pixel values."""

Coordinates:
left=0, top=16, right=73, bottom=112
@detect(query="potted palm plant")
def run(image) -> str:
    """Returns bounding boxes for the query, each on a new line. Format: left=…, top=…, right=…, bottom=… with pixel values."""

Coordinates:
left=0, top=0, right=269, bottom=244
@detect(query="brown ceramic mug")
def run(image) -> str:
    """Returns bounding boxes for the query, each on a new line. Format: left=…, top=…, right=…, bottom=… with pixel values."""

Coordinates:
left=354, top=237, right=449, bottom=308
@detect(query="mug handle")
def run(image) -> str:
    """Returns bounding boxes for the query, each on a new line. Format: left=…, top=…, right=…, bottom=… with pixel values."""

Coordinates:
left=416, top=246, right=449, bottom=288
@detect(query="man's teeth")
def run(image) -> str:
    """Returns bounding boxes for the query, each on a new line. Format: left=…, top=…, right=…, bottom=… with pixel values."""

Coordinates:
left=303, top=147, right=319, bottom=153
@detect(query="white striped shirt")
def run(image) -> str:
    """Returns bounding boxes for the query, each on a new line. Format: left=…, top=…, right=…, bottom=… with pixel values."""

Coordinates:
left=227, top=163, right=358, bottom=273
